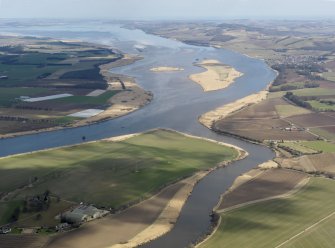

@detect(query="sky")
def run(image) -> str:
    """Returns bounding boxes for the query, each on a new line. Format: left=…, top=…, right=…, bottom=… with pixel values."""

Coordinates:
left=0, top=0, right=335, bottom=20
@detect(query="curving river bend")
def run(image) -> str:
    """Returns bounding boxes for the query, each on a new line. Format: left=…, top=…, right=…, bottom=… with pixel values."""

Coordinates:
left=0, top=21, right=276, bottom=247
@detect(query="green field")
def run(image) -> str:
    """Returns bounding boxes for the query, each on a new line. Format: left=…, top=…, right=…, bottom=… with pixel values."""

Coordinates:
left=0, top=61, right=69, bottom=85
left=310, top=128, right=335, bottom=141
left=269, top=88, right=335, bottom=99
left=279, top=142, right=318, bottom=154
left=300, top=140, right=335, bottom=153
left=11, top=53, right=69, bottom=65
left=16, top=197, right=74, bottom=228
left=52, top=90, right=120, bottom=106
left=0, top=86, right=116, bottom=110
left=308, top=100, right=335, bottom=111
left=323, top=72, right=335, bottom=82
left=200, top=178, right=335, bottom=248
left=275, top=104, right=311, bottom=117
left=0, top=130, right=238, bottom=209
left=270, top=82, right=306, bottom=92
left=0, top=39, right=127, bottom=135
left=293, top=88, right=335, bottom=97
left=0, top=87, right=51, bottom=107
left=0, top=201, right=23, bottom=225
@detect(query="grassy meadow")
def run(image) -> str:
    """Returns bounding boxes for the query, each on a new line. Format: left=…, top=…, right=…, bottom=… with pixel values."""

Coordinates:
left=200, top=178, right=335, bottom=248
left=0, top=130, right=238, bottom=213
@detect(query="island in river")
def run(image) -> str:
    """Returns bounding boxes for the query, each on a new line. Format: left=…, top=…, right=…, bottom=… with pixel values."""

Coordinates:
left=189, top=60, right=243, bottom=92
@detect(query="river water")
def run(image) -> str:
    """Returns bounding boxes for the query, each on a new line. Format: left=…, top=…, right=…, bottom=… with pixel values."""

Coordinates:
left=0, top=20, right=276, bottom=247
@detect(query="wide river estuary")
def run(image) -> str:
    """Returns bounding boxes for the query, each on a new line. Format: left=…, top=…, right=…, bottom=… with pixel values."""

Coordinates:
left=0, top=21, right=277, bottom=247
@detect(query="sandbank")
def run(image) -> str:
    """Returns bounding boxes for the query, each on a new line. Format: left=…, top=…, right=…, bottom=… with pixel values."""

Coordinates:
left=199, top=90, right=268, bottom=129
left=150, top=66, right=184, bottom=72
left=189, top=59, right=243, bottom=92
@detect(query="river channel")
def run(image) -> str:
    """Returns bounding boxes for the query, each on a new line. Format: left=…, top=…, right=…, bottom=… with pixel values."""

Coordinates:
left=0, top=20, right=276, bottom=247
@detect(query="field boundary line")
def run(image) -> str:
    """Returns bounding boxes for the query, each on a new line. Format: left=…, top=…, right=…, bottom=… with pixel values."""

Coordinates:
left=274, top=210, right=335, bottom=248
left=217, top=177, right=310, bottom=214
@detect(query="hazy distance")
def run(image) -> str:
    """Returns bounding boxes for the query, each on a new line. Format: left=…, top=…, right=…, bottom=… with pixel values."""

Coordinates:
left=0, top=0, right=335, bottom=20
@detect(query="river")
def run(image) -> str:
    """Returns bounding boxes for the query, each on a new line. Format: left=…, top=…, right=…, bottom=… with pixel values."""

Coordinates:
left=0, top=20, right=276, bottom=247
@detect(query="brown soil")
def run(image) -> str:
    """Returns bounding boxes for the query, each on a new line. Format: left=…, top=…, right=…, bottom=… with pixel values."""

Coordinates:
left=286, top=113, right=335, bottom=128
left=214, top=97, right=317, bottom=142
left=323, top=126, right=335, bottom=133
left=218, top=169, right=308, bottom=211
left=0, top=235, right=49, bottom=248
left=277, top=153, right=335, bottom=177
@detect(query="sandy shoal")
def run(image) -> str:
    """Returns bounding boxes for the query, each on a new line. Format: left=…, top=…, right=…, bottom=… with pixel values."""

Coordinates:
left=189, top=59, right=243, bottom=92
left=199, top=90, right=268, bottom=129
left=150, top=66, right=184, bottom=72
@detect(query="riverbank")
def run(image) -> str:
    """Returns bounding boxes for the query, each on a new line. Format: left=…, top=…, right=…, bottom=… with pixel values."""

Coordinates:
left=199, top=90, right=268, bottom=129
left=189, top=60, right=243, bottom=92
left=110, top=171, right=208, bottom=248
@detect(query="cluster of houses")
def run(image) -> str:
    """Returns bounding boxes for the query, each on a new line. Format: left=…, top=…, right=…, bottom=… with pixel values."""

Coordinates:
left=281, top=125, right=305, bottom=132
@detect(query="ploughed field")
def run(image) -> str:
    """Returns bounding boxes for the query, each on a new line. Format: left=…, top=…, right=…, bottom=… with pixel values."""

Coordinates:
left=218, top=169, right=308, bottom=210
left=0, top=235, right=49, bottom=248
left=0, top=130, right=238, bottom=228
left=277, top=152, right=335, bottom=177
left=200, top=177, right=335, bottom=248
left=215, top=87, right=335, bottom=143
left=214, top=97, right=317, bottom=142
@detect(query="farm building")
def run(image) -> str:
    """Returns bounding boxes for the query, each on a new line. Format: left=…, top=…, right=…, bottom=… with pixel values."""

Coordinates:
left=62, top=205, right=108, bottom=224
left=0, top=226, right=11, bottom=234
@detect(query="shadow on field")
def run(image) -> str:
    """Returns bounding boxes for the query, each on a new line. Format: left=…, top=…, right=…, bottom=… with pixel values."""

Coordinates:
left=221, top=216, right=274, bottom=232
